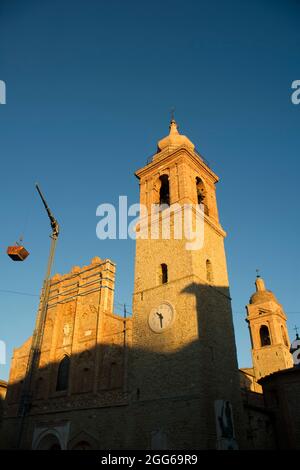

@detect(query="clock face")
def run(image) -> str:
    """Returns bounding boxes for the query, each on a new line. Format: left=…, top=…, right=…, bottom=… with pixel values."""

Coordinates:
left=148, top=302, right=175, bottom=333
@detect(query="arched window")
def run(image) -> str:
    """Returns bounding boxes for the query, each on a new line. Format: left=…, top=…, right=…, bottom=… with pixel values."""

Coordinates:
left=260, top=325, right=271, bottom=347
left=281, top=325, right=288, bottom=347
left=36, top=434, right=62, bottom=450
left=206, top=259, right=213, bottom=283
left=196, top=177, right=209, bottom=215
left=56, top=355, right=70, bottom=392
left=49, top=443, right=61, bottom=450
left=161, top=263, right=168, bottom=284
left=72, top=441, right=92, bottom=450
left=159, top=175, right=170, bottom=206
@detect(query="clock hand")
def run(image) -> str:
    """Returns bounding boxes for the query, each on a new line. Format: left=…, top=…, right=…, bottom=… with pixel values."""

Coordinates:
left=156, top=311, right=164, bottom=328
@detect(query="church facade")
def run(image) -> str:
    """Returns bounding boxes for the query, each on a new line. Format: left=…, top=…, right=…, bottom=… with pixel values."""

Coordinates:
left=0, top=120, right=298, bottom=450
left=2, top=258, right=133, bottom=449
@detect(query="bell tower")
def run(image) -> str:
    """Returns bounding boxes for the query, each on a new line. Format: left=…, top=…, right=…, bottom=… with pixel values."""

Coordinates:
left=129, top=119, right=245, bottom=450
left=246, top=275, right=293, bottom=381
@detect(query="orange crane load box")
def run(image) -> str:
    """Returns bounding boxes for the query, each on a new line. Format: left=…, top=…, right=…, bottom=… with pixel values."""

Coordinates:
left=7, top=245, right=30, bottom=261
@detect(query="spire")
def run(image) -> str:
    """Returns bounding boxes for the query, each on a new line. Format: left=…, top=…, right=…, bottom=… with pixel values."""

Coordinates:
left=169, top=118, right=179, bottom=135
left=255, top=270, right=266, bottom=292
left=255, top=277, right=266, bottom=292
left=169, top=108, right=179, bottom=134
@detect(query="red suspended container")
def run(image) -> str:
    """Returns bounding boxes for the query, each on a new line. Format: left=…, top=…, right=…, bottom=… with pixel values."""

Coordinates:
left=7, top=243, right=29, bottom=261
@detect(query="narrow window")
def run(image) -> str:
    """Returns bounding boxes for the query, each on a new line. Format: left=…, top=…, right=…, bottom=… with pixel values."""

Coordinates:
left=159, top=175, right=170, bottom=206
left=56, top=355, right=70, bottom=391
left=161, top=263, right=168, bottom=284
left=260, top=325, right=271, bottom=347
left=206, top=259, right=213, bottom=283
left=196, top=177, right=209, bottom=215
left=281, top=325, right=288, bottom=347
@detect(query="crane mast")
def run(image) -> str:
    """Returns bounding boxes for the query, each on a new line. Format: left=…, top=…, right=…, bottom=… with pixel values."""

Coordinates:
left=17, top=184, right=59, bottom=448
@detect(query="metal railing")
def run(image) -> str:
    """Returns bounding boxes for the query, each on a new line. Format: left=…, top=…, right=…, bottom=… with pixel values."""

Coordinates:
left=145, top=147, right=210, bottom=168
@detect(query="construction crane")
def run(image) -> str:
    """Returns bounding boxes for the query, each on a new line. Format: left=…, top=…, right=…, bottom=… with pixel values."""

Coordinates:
left=17, top=184, right=59, bottom=448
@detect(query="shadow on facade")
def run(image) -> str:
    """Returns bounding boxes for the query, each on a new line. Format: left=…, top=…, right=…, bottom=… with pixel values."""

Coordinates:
left=0, top=282, right=253, bottom=450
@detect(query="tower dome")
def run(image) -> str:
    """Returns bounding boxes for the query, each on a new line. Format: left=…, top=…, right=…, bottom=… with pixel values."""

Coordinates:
left=249, top=276, right=279, bottom=305
left=157, top=119, right=195, bottom=152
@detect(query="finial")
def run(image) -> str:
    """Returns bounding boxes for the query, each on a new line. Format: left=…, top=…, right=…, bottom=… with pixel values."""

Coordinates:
left=169, top=107, right=179, bottom=135
left=255, top=273, right=266, bottom=292
left=294, top=325, right=299, bottom=340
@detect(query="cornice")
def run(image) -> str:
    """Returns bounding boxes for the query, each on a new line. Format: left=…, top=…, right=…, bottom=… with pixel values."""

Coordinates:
left=135, top=145, right=219, bottom=183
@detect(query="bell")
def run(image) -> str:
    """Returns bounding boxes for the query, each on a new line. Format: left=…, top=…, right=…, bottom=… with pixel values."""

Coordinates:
left=7, top=245, right=29, bottom=261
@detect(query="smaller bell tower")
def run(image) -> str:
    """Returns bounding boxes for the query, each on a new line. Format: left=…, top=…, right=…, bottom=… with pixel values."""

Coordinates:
left=246, top=275, right=293, bottom=380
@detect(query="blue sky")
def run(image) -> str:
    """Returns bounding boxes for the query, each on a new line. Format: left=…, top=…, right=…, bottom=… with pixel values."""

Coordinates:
left=0, top=0, right=299, bottom=380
